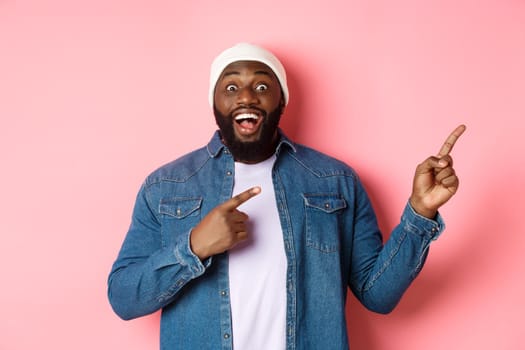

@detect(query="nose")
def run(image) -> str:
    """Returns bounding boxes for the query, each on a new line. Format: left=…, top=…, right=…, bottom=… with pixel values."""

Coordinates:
left=236, top=87, right=259, bottom=105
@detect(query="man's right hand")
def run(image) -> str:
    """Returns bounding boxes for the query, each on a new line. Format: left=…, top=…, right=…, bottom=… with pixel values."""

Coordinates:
left=190, top=187, right=261, bottom=260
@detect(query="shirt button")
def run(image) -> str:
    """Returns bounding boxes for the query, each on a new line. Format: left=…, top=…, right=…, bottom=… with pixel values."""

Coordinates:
left=220, top=290, right=227, bottom=296
left=226, top=171, right=232, bottom=176
left=224, top=333, right=230, bottom=339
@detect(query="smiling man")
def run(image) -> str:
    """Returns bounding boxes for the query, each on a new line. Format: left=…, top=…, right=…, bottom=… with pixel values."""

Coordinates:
left=108, top=43, right=465, bottom=349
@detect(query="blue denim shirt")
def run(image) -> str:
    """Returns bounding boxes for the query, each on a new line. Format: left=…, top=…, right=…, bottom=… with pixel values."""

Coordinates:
left=108, top=130, right=444, bottom=349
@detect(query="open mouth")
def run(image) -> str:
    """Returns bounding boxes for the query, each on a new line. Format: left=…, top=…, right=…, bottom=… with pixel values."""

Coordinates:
left=234, top=113, right=263, bottom=136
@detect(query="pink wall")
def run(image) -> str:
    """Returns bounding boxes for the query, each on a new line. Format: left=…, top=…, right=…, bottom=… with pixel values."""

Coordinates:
left=1, top=1, right=524, bottom=349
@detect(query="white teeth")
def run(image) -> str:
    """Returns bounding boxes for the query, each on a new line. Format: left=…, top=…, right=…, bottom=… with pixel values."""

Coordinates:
left=235, top=113, right=259, bottom=121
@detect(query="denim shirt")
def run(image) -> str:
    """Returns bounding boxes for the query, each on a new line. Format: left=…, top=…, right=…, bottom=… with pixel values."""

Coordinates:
left=108, top=130, right=444, bottom=349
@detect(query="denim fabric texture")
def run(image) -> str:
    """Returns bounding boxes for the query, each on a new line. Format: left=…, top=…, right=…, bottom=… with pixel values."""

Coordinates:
left=108, top=130, right=444, bottom=350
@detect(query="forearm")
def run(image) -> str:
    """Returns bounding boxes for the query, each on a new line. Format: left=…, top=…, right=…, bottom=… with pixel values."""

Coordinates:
left=352, top=203, right=444, bottom=314
left=107, top=231, right=210, bottom=320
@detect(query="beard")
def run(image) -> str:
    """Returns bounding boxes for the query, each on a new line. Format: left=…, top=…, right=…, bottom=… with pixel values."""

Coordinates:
left=214, top=104, right=283, bottom=163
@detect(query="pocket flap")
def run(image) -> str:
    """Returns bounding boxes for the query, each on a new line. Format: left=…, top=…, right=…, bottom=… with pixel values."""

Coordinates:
left=303, top=194, right=346, bottom=213
left=159, top=197, right=202, bottom=219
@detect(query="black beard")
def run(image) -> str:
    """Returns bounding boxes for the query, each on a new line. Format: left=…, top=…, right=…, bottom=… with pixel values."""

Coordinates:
left=214, top=104, right=283, bottom=163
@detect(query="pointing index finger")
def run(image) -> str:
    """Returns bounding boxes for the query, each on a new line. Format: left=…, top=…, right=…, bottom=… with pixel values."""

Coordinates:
left=222, top=186, right=261, bottom=211
left=438, top=124, right=466, bottom=157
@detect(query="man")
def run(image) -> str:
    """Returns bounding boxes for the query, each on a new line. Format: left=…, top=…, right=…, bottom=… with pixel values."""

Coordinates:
left=108, top=43, right=465, bottom=349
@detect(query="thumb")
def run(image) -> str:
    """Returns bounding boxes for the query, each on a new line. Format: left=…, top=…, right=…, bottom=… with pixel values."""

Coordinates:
left=416, top=156, right=448, bottom=174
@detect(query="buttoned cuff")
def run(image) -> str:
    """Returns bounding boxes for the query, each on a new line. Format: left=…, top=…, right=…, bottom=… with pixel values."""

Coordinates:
left=402, top=202, right=446, bottom=241
left=173, top=230, right=212, bottom=278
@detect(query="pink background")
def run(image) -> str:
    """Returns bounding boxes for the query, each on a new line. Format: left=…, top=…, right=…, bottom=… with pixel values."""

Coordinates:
left=1, top=1, right=524, bottom=349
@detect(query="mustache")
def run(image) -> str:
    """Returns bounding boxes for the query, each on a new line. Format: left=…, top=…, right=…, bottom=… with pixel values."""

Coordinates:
left=230, top=106, right=267, bottom=117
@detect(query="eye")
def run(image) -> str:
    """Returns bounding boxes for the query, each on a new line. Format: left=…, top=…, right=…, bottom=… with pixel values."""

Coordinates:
left=255, top=83, right=268, bottom=92
left=226, top=84, right=237, bottom=92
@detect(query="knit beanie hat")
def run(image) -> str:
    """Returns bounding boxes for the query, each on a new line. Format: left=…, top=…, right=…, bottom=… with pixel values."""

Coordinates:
left=209, top=43, right=289, bottom=107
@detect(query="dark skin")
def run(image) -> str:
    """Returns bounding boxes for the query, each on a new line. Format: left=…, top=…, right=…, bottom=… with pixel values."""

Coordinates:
left=213, top=61, right=284, bottom=164
left=190, top=60, right=466, bottom=260
left=410, top=124, right=466, bottom=218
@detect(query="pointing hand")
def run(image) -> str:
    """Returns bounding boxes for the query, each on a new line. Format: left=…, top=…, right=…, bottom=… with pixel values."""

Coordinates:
left=190, top=187, right=261, bottom=260
left=409, top=125, right=466, bottom=218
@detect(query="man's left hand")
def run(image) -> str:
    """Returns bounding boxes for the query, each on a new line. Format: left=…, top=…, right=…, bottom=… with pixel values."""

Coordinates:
left=409, top=124, right=466, bottom=219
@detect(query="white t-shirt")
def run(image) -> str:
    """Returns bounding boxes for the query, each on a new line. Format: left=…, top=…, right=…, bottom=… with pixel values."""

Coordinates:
left=229, top=155, right=287, bottom=349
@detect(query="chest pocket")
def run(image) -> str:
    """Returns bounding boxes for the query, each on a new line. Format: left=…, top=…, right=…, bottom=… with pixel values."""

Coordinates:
left=159, top=197, right=203, bottom=245
left=303, top=193, right=347, bottom=253
left=160, top=197, right=202, bottom=218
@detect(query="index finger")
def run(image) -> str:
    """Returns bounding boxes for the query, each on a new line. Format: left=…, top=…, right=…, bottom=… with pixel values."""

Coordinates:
left=437, top=124, right=466, bottom=157
left=222, top=186, right=261, bottom=211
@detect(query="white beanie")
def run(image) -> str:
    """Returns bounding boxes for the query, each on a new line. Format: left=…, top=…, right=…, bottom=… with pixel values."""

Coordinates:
left=209, top=43, right=289, bottom=107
